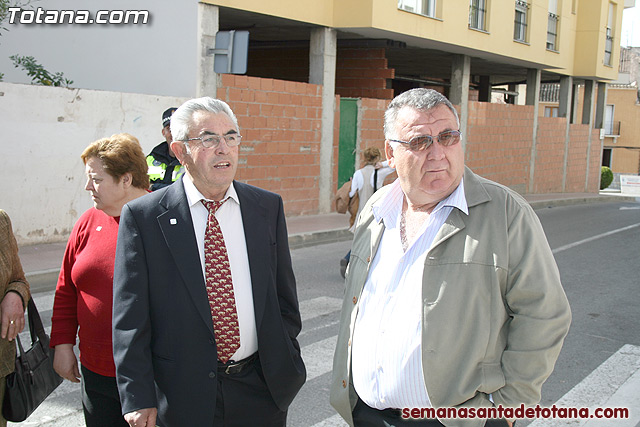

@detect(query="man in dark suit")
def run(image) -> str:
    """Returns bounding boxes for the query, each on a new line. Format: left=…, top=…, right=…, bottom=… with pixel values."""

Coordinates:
left=113, top=97, right=306, bottom=427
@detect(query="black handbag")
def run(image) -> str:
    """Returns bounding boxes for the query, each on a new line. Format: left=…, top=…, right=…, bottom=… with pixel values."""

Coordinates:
left=2, top=298, right=63, bottom=422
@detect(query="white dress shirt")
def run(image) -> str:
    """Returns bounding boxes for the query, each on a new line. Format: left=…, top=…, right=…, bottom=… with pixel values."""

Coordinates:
left=352, top=178, right=468, bottom=409
left=182, top=175, right=258, bottom=361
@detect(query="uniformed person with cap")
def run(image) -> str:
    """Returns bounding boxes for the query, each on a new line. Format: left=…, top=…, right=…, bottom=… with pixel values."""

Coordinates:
left=146, top=107, right=184, bottom=191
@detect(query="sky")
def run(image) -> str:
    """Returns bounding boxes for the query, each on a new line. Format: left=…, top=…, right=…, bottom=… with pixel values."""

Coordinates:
left=621, top=6, right=640, bottom=47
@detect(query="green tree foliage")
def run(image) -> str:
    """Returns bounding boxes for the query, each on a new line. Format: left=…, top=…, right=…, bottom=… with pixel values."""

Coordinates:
left=600, top=166, right=614, bottom=190
left=9, top=54, right=73, bottom=87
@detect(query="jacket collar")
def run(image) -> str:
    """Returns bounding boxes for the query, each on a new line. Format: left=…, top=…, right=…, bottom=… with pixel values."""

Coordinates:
left=462, top=166, right=491, bottom=209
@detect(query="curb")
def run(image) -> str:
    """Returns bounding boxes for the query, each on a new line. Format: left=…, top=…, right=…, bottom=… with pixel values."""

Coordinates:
left=26, top=269, right=60, bottom=295
left=529, top=195, right=638, bottom=210
left=288, top=229, right=353, bottom=250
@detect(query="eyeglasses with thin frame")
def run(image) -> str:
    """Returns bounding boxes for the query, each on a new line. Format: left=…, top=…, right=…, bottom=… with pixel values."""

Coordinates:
left=181, top=133, right=242, bottom=149
left=388, top=130, right=461, bottom=152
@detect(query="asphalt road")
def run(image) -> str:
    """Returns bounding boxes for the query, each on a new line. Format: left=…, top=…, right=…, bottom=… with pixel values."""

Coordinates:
left=12, top=199, right=640, bottom=426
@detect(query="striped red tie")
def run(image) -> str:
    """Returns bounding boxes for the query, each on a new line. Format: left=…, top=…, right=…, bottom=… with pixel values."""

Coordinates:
left=202, top=199, right=241, bottom=363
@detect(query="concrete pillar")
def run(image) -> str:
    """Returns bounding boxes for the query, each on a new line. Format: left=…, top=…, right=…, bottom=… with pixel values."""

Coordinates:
left=559, top=76, right=573, bottom=192
left=197, top=4, right=220, bottom=98
left=558, top=76, right=573, bottom=118
left=526, top=68, right=541, bottom=193
left=582, top=80, right=596, bottom=191
left=594, top=82, right=607, bottom=129
left=450, top=55, right=470, bottom=152
left=507, top=84, right=517, bottom=104
left=582, top=80, right=596, bottom=125
left=478, top=76, right=491, bottom=102
left=309, top=27, right=337, bottom=214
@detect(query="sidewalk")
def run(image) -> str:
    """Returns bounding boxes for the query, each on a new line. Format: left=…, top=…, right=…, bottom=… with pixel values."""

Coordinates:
left=18, top=191, right=638, bottom=294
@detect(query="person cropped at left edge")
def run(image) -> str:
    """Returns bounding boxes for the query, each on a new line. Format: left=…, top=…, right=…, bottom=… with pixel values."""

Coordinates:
left=50, top=134, right=149, bottom=427
left=113, top=97, right=305, bottom=427
left=0, top=209, right=31, bottom=427
left=147, top=107, right=184, bottom=191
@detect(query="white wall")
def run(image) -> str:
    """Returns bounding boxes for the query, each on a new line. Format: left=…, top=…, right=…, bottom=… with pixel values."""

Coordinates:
left=0, top=0, right=198, bottom=97
left=0, top=82, right=187, bottom=245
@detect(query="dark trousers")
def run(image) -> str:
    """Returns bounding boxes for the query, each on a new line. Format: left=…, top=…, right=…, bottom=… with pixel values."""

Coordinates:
left=352, top=396, right=511, bottom=427
left=214, top=356, right=287, bottom=426
left=81, top=365, right=128, bottom=427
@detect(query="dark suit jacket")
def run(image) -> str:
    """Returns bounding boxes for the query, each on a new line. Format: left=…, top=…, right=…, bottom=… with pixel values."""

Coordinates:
left=112, top=179, right=306, bottom=426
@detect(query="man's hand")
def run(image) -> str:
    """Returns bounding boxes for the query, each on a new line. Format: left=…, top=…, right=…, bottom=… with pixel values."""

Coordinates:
left=124, top=408, right=158, bottom=427
left=0, top=291, right=25, bottom=341
left=53, top=344, right=81, bottom=383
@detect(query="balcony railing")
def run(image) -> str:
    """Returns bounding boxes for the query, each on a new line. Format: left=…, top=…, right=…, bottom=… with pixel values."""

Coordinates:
left=604, top=27, right=613, bottom=66
left=603, top=121, right=621, bottom=136
left=546, top=12, right=558, bottom=50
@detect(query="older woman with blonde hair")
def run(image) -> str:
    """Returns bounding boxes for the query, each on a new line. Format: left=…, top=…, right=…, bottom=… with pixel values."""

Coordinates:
left=50, top=133, right=150, bottom=427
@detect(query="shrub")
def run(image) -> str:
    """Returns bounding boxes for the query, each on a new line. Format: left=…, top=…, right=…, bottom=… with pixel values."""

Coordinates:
left=600, top=166, right=613, bottom=190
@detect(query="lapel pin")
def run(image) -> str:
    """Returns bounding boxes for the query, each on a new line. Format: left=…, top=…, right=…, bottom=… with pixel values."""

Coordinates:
left=170, top=218, right=177, bottom=225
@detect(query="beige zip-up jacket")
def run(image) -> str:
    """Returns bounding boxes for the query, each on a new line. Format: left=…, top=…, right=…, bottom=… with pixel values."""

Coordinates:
left=330, top=167, right=571, bottom=427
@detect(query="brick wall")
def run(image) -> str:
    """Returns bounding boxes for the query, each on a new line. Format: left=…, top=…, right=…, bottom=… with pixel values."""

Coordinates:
left=219, top=75, right=599, bottom=217
left=465, top=102, right=533, bottom=194
left=248, top=46, right=394, bottom=100
left=589, top=132, right=603, bottom=191
left=219, top=74, right=323, bottom=216
left=358, top=98, right=387, bottom=153
left=565, top=124, right=590, bottom=192
left=335, top=48, right=395, bottom=100
left=534, top=117, right=567, bottom=193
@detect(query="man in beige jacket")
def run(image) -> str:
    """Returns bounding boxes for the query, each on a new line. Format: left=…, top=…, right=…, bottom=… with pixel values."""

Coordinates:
left=330, top=88, right=571, bottom=427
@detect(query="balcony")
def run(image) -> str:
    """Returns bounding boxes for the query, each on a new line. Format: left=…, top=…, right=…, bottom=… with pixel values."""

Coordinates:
left=603, top=121, right=621, bottom=137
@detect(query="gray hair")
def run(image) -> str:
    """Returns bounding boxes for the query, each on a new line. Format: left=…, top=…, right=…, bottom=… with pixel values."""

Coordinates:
left=170, top=97, right=239, bottom=142
left=383, top=88, right=460, bottom=140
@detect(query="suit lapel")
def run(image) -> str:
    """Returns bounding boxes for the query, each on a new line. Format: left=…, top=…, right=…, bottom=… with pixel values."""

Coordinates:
left=235, top=181, right=270, bottom=328
left=156, top=181, right=215, bottom=336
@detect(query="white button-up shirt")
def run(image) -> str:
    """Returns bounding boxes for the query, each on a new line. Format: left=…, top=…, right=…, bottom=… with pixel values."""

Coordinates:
left=182, top=175, right=258, bottom=361
left=352, top=178, right=468, bottom=409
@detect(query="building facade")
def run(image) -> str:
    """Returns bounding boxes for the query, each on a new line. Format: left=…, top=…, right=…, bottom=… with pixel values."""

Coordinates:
left=2, top=0, right=634, bottom=244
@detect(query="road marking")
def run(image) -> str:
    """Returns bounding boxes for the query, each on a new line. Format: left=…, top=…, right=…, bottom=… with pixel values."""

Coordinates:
left=301, top=335, right=338, bottom=382
left=300, top=296, right=343, bottom=323
left=552, top=223, right=640, bottom=254
left=311, top=413, right=348, bottom=426
left=619, top=207, right=640, bottom=210
left=529, top=344, right=640, bottom=426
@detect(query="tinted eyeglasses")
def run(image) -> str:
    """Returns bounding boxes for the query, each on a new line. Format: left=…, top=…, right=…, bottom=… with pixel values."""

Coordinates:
left=389, top=130, right=461, bottom=152
left=181, top=133, right=242, bottom=149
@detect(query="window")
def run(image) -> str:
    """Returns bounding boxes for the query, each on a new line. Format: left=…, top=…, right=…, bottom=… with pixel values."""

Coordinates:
left=604, top=104, right=615, bottom=134
left=544, top=106, right=559, bottom=117
left=469, top=0, right=487, bottom=31
left=604, top=3, right=615, bottom=66
left=547, top=0, right=559, bottom=50
left=398, top=0, right=436, bottom=18
left=514, top=0, right=529, bottom=42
